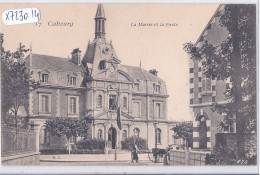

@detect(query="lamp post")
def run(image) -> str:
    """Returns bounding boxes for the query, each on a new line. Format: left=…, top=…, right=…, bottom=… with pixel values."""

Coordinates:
left=153, top=121, right=159, bottom=163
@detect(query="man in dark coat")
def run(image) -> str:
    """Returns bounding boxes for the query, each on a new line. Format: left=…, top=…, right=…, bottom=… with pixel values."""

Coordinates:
left=131, top=143, right=139, bottom=163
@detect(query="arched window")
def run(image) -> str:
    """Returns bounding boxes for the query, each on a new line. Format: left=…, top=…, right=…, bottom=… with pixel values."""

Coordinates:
left=97, top=95, right=102, bottom=108
left=133, top=128, right=140, bottom=138
left=123, top=97, right=127, bottom=108
left=97, top=129, right=102, bottom=139
left=122, top=130, right=127, bottom=140
left=156, top=128, right=161, bottom=144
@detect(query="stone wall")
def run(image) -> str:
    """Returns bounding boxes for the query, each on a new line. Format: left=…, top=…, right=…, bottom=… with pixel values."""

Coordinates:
left=169, top=149, right=210, bottom=165
left=2, top=152, right=40, bottom=166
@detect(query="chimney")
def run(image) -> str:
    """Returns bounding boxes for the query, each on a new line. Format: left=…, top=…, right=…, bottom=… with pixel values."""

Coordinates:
left=149, top=69, right=158, bottom=76
left=71, top=48, right=81, bottom=66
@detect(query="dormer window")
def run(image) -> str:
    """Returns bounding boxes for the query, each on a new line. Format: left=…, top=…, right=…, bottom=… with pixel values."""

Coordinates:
left=134, top=83, right=139, bottom=91
left=153, top=83, right=161, bottom=93
left=99, top=60, right=106, bottom=70
left=68, top=76, right=76, bottom=86
left=42, top=74, right=49, bottom=83
left=155, top=85, right=161, bottom=92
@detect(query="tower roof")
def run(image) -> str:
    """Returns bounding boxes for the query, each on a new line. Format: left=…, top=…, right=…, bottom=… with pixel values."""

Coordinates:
left=95, top=4, right=105, bottom=18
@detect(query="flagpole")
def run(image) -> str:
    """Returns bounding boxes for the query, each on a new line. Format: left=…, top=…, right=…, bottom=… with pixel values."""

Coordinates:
left=115, top=88, right=120, bottom=161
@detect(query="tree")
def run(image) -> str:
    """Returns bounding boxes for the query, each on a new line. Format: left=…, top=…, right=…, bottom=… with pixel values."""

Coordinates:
left=171, top=122, right=193, bottom=148
left=184, top=5, right=256, bottom=158
left=44, top=116, right=90, bottom=154
left=1, top=34, right=39, bottom=130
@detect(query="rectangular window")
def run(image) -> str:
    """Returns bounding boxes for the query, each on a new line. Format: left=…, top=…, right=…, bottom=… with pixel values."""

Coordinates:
left=212, top=97, right=215, bottom=102
left=212, top=85, right=216, bottom=91
left=224, top=114, right=236, bottom=133
left=199, top=87, right=202, bottom=92
left=156, top=129, right=161, bottom=144
left=190, top=78, right=193, bottom=84
left=42, top=95, right=49, bottom=113
left=202, top=75, right=211, bottom=92
left=69, top=97, right=77, bottom=114
left=109, top=95, right=117, bottom=110
left=199, top=98, right=202, bottom=103
left=132, top=102, right=140, bottom=117
left=189, top=68, right=194, bottom=73
left=42, top=74, right=49, bottom=83
left=190, top=88, right=193, bottom=94
left=44, top=129, right=50, bottom=144
left=199, top=77, right=202, bottom=82
left=134, top=83, right=139, bottom=91
left=155, top=103, right=161, bottom=118
left=190, top=99, right=193, bottom=104
left=206, top=78, right=211, bottom=91
left=199, top=67, right=202, bottom=72
left=155, top=85, right=161, bottom=92
left=68, top=77, right=76, bottom=86
left=69, top=136, right=76, bottom=144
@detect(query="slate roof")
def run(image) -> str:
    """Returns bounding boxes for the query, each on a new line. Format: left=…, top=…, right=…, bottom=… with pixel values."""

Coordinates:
left=120, top=65, right=164, bottom=82
left=95, top=4, right=105, bottom=18
left=24, top=54, right=84, bottom=72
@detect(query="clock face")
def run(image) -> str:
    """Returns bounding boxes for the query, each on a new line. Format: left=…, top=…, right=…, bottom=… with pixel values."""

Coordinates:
left=109, top=66, right=115, bottom=73
left=102, top=47, right=110, bottom=55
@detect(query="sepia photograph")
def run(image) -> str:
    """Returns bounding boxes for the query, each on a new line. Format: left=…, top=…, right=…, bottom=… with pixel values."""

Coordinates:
left=0, top=2, right=257, bottom=174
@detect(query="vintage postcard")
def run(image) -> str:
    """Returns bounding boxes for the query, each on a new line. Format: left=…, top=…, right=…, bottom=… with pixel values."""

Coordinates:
left=0, top=2, right=258, bottom=174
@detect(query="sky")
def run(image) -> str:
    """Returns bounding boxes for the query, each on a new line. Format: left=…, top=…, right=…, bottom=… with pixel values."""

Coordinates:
left=0, top=3, right=219, bottom=121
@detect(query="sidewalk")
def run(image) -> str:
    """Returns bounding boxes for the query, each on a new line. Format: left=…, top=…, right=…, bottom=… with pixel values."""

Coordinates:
left=40, top=153, right=149, bottom=162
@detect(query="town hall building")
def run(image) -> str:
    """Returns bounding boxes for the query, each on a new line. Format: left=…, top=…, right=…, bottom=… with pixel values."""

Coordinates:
left=26, top=4, right=177, bottom=151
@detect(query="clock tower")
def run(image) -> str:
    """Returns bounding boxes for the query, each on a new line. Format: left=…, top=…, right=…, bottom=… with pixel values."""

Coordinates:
left=81, top=4, right=120, bottom=76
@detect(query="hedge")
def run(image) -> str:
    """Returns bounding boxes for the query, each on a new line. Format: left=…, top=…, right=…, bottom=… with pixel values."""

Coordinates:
left=121, top=136, right=147, bottom=151
left=40, top=149, right=68, bottom=155
left=40, top=149, right=105, bottom=155
left=76, top=138, right=105, bottom=150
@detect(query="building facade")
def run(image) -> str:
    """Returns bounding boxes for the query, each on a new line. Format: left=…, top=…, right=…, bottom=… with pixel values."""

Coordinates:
left=26, top=4, right=178, bottom=151
left=189, top=5, right=236, bottom=149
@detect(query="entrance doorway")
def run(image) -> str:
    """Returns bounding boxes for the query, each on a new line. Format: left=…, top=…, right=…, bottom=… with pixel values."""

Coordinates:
left=108, top=127, right=117, bottom=149
left=199, top=116, right=207, bottom=149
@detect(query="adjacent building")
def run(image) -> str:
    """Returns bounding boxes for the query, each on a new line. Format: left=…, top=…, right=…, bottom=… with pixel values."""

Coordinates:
left=26, top=4, right=178, bottom=151
left=189, top=5, right=236, bottom=149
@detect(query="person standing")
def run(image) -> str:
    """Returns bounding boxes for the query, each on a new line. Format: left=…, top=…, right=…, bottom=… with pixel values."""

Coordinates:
left=131, top=143, right=140, bottom=163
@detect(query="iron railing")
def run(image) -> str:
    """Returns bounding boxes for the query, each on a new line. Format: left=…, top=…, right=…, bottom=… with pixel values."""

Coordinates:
left=1, top=128, right=37, bottom=157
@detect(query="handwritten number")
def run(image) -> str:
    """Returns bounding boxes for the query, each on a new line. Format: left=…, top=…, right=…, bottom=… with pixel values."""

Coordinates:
left=19, top=10, right=23, bottom=21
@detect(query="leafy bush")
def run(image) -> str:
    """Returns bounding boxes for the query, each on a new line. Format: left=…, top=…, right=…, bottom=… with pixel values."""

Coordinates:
left=205, top=146, right=257, bottom=165
left=76, top=138, right=105, bottom=150
left=121, top=136, right=147, bottom=151
left=171, top=122, right=193, bottom=148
